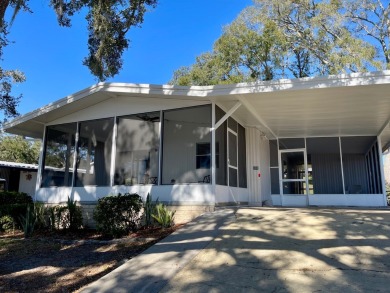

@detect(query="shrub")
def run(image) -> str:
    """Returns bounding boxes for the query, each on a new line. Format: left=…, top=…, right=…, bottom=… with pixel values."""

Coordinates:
left=0, top=191, right=33, bottom=229
left=93, top=193, right=143, bottom=238
left=0, top=215, right=15, bottom=232
left=20, top=205, right=35, bottom=238
left=152, top=203, right=176, bottom=228
left=46, top=198, right=83, bottom=231
left=30, top=198, right=83, bottom=232
left=34, top=202, right=48, bottom=230
left=65, top=197, right=83, bottom=230
left=0, top=191, right=32, bottom=205
left=144, top=193, right=154, bottom=227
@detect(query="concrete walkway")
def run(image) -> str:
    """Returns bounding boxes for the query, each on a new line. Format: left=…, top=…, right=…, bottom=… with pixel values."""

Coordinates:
left=82, top=208, right=390, bottom=292
left=81, top=208, right=236, bottom=293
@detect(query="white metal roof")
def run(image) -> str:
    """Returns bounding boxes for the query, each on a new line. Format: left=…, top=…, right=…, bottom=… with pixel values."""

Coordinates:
left=0, top=161, right=38, bottom=170
left=3, top=71, right=390, bottom=149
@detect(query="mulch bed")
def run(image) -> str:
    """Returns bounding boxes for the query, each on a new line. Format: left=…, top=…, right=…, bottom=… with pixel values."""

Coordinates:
left=0, top=224, right=184, bottom=293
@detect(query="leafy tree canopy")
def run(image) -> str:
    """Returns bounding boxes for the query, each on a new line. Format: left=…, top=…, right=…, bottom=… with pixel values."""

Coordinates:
left=0, top=134, right=41, bottom=164
left=171, top=0, right=388, bottom=86
left=0, top=0, right=157, bottom=122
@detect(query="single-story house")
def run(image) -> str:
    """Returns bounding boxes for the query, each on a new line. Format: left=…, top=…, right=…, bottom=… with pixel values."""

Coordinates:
left=0, top=161, right=38, bottom=196
left=2, top=71, right=390, bottom=220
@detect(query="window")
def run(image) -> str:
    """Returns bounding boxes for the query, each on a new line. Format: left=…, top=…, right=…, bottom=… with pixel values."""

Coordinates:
left=114, top=112, right=160, bottom=185
left=196, top=143, right=211, bottom=169
left=41, top=123, right=77, bottom=187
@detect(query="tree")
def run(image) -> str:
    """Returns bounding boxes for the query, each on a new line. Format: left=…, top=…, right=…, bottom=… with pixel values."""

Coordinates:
left=0, top=135, right=41, bottom=164
left=0, top=0, right=157, bottom=122
left=247, top=0, right=379, bottom=74
left=343, top=0, right=390, bottom=68
left=0, top=1, right=27, bottom=122
left=171, top=0, right=382, bottom=86
left=170, top=21, right=285, bottom=85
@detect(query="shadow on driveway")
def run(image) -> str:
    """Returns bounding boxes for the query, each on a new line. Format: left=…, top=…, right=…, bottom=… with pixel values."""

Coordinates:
left=82, top=208, right=390, bottom=293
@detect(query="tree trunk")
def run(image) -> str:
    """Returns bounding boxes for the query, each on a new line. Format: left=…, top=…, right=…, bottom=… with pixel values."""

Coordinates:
left=0, top=0, right=10, bottom=27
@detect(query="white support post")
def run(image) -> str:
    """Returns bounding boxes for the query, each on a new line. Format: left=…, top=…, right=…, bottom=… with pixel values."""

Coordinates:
left=211, top=103, right=216, bottom=193
left=71, top=122, right=80, bottom=193
left=110, top=117, right=118, bottom=187
left=34, top=126, right=46, bottom=202
left=277, top=139, right=283, bottom=206
left=158, top=110, right=163, bottom=185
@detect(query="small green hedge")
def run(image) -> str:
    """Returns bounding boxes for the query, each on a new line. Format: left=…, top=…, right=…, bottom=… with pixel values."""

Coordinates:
left=0, top=191, right=33, bottom=231
left=93, top=193, right=143, bottom=238
left=0, top=191, right=32, bottom=205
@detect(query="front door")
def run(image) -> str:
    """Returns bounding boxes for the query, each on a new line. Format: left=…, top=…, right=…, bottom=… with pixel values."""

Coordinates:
left=279, top=149, right=309, bottom=203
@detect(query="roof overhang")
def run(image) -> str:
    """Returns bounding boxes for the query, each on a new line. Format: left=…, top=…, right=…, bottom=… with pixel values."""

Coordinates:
left=3, top=71, right=390, bottom=150
left=0, top=161, right=38, bottom=170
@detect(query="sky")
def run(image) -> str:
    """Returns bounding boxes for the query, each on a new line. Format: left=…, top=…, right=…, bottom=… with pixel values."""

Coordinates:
left=2, top=0, right=253, bottom=118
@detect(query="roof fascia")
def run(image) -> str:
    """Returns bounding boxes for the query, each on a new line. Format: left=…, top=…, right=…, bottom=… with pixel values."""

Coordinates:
left=3, top=70, right=390, bottom=132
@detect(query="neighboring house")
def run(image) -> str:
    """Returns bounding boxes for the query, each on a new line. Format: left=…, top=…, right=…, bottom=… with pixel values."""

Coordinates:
left=0, top=161, right=38, bottom=196
left=2, top=71, right=390, bottom=220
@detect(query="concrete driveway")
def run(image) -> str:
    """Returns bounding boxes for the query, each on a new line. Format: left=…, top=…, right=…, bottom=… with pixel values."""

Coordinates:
left=82, top=208, right=390, bottom=292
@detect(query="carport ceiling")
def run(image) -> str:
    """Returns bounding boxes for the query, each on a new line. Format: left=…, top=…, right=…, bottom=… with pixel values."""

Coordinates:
left=217, top=83, right=390, bottom=140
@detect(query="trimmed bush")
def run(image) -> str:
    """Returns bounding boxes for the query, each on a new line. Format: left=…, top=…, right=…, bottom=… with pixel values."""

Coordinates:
left=93, top=193, right=143, bottom=238
left=42, top=198, right=83, bottom=231
left=0, top=191, right=32, bottom=205
left=0, top=191, right=33, bottom=229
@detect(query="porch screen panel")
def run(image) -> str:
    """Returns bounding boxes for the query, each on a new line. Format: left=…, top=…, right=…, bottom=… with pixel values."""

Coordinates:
left=363, top=139, right=382, bottom=194
left=269, top=140, right=279, bottom=194
left=229, top=167, right=238, bottom=187
left=215, top=106, right=227, bottom=185
left=162, top=105, right=211, bottom=184
left=41, top=123, right=77, bottom=187
left=270, top=168, right=280, bottom=194
left=228, top=132, right=237, bottom=167
left=75, top=118, right=114, bottom=187
left=269, top=140, right=278, bottom=167
left=306, top=137, right=343, bottom=194
left=228, top=117, right=238, bottom=133
left=279, top=138, right=305, bottom=150
left=373, top=142, right=382, bottom=193
left=341, top=136, right=377, bottom=194
left=114, top=112, right=160, bottom=185
left=238, top=124, right=247, bottom=188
